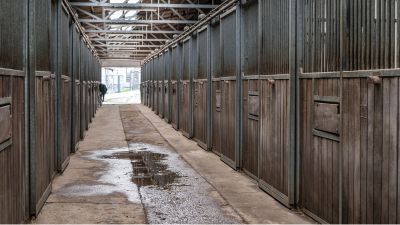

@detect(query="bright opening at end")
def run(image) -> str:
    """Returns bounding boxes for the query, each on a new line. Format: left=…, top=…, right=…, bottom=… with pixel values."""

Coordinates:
left=101, top=67, right=141, bottom=104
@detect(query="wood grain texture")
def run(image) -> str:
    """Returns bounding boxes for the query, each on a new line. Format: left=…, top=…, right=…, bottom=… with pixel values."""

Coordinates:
left=0, top=75, right=26, bottom=224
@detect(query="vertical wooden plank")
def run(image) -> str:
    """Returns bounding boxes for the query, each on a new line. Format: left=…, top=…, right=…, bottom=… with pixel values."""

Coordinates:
left=381, top=78, right=390, bottom=223
left=360, top=78, right=368, bottom=223
left=390, top=0, right=396, bottom=68
left=388, top=77, right=398, bottom=224
left=373, top=81, right=383, bottom=224
left=342, top=78, right=349, bottom=223
left=353, top=78, right=361, bottom=223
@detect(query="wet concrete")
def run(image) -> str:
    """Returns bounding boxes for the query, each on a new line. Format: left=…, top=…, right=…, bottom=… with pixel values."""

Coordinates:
left=33, top=104, right=312, bottom=224
left=119, top=106, right=243, bottom=224
left=138, top=104, right=314, bottom=224
left=32, top=106, right=145, bottom=224
left=33, top=105, right=242, bottom=224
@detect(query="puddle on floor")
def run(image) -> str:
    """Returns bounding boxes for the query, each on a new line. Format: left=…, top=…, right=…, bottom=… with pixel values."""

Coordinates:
left=102, top=150, right=180, bottom=188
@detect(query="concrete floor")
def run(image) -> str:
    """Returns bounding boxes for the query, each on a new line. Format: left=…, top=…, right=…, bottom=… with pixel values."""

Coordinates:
left=33, top=104, right=313, bottom=224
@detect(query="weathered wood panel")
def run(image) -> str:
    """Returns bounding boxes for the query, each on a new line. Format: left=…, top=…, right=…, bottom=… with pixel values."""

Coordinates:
left=163, top=50, right=170, bottom=122
left=163, top=81, right=170, bottom=122
left=153, top=58, right=159, bottom=114
left=0, top=1, right=27, bottom=223
left=210, top=20, right=221, bottom=155
left=0, top=75, right=26, bottom=224
left=242, top=80, right=259, bottom=178
left=34, top=75, right=54, bottom=215
left=299, top=78, right=340, bottom=223
left=74, top=81, right=81, bottom=147
left=212, top=81, right=222, bottom=155
left=193, top=81, right=207, bottom=148
left=171, top=44, right=182, bottom=129
left=259, top=79, right=290, bottom=200
left=171, top=82, right=178, bottom=129
left=219, top=8, right=239, bottom=169
left=194, top=28, right=208, bottom=149
left=339, top=76, right=400, bottom=224
left=179, top=40, right=191, bottom=137
left=60, top=78, right=71, bottom=171
left=220, top=80, right=236, bottom=167
left=179, top=80, right=190, bottom=137
left=158, top=81, right=164, bottom=118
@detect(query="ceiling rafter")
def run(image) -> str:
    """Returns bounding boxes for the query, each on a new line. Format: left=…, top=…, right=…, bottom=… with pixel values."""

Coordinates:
left=69, top=0, right=218, bottom=60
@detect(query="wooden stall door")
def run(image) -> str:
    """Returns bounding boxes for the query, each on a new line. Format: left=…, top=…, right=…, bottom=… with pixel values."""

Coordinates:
left=0, top=75, right=26, bottom=224
left=179, top=80, right=190, bottom=137
left=242, top=80, right=259, bottom=179
left=299, top=78, right=341, bottom=224
left=258, top=79, right=291, bottom=204
left=81, top=83, right=87, bottom=133
left=153, top=82, right=158, bottom=112
left=164, top=82, right=169, bottom=122
left=34, top=75, right=53, bottom=214
left=171, top=82, right=178, bottom=129
left=158, top=81, right=164, bottom=118
left=149, top=82, right=153, bottom=109
left=74, top=81, right=81, bottom=147
left=144, top=82, right=148, bottom=106
left=220, top=80, right=237, bottom=168
left=212, top=81, right=222, bottom=155
left=86, top=84, right=91, bottom=126
left=193, top=81, right=207, bottom=149
left=60, top=79, right=71, bottom=171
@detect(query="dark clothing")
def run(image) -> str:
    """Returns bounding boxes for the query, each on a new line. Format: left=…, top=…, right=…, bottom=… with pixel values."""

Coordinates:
left=99, top=83, right=108, bottom=95
left=99, top=83, right=107, bottom=102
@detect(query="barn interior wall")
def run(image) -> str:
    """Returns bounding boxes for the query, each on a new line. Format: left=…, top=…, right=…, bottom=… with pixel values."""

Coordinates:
left=141, top=0, right=400, bottom=223
left=0, top=0, right=101, bottom=223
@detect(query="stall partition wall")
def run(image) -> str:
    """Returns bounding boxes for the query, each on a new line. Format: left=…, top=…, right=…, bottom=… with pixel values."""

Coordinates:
left=210, top=20, right=222, bottom=156
left=142, top=0, right=400, bottom=224
left=59, top=7, right=72, bottom=172
left=299, top=0, right=400, bottom=223
left=194, top=27, right=208, bottom=149
left=180, top=39, right=192, bottom=138
left=141, top=63, right=147, bottom=107
left=240, top=0, right=260, bottom=180
left=152, top=59, right=156, bottom=112
left=298, top=0, right=341, bottom=222
left=0, top=0, right=101, bottom=223
left=219, top=6, right=241, bottom=169
left=71, top=25, right=81, bottom=153
left=163, top=49, right=171, bottom=123
left=171, top=44, right=182, bottom=130
left=158, top=54, right=165, bottom=119
left=0, top=1, right=26, bottom=223
left=32, top=0, right=57, bottom=216
left=153, top=57, right=159, bottom=115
